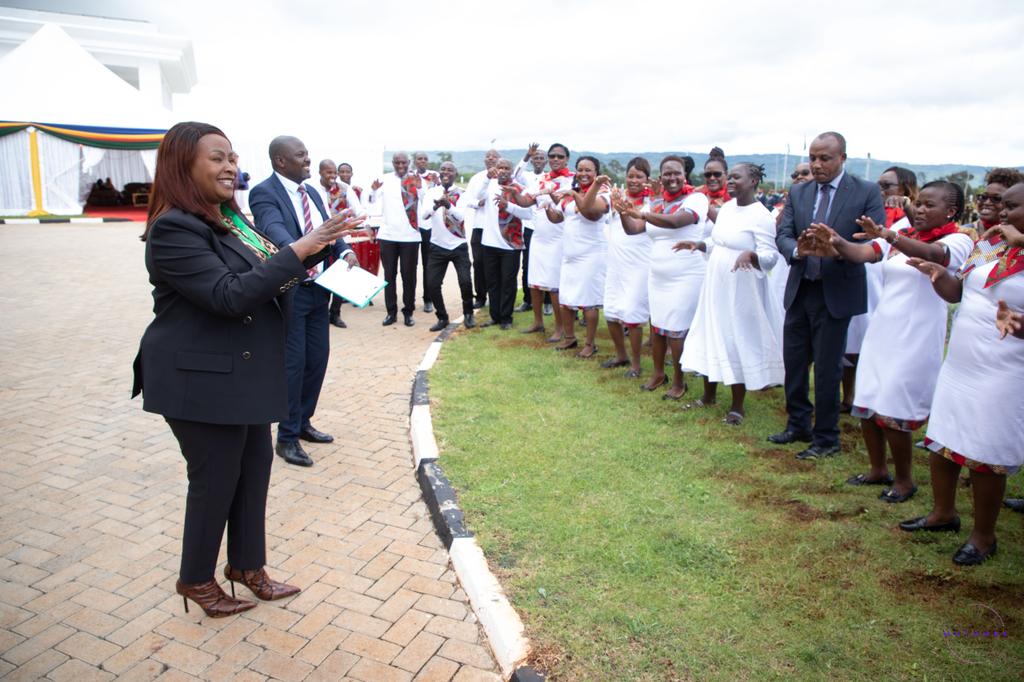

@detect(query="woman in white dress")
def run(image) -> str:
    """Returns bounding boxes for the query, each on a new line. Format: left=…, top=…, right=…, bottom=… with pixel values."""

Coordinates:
left=615, top=156, right=709, bottom=400
left=807, top=181, right=974, bottom=505
left=896, top=181, right=1024, bottom=566
left=602, top=157, right=653, bottom=377
left=504, top=143, right=574, bottom=343
left=547, top=156, right=610, bottom=358
left=841, top=166, right=918, bottom=412
left=676, top=163, right=782, bottom=424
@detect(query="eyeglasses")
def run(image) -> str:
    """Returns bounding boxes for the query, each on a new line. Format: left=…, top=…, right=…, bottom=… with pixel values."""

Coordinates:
left=790, top=170, right=811, bottom=179
left=548, top=153, right=566, bottom=159
left=976, top=193, right=1002, bottom=205
left=877, top=181, right=899, bottom=190
left=703, top=171, right=723, bottom=179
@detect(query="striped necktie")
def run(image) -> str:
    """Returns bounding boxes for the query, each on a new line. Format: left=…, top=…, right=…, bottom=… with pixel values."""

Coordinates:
left=297, top=185, right=319, bottom=279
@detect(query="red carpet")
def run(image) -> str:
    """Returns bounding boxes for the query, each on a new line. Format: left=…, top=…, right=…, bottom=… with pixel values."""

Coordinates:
left=83, top=205, right=149, bottom=221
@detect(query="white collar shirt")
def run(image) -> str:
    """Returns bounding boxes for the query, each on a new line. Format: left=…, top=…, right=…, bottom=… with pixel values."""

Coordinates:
left=275, top=171, right=325, bottom=275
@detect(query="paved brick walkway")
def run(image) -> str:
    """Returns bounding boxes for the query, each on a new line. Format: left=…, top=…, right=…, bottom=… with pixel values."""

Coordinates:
left=0, top=224, right=499, bottom=681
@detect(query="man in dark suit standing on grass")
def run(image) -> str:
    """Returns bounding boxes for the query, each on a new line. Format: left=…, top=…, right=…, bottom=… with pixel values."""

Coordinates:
left=250, top=135, right=360, bottom=467
left=770, top=131, right=885, bottom=460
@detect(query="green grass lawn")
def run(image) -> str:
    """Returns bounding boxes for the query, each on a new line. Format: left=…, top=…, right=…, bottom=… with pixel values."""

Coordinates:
left=429, top=312, right=1024, bottom=681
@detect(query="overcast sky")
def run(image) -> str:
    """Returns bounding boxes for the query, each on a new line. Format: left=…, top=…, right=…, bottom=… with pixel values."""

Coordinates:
left=11, top=0, right=1024, bottom=173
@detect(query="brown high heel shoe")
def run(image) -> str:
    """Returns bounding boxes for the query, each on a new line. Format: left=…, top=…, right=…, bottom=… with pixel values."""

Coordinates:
left=224, top=565, right=301, bottom=601
left=175, top=579, right=256, bottom=618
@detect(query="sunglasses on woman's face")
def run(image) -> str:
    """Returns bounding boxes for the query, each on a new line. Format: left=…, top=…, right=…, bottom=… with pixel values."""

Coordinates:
left=703, top=171, right=723, bottom=179
left=976, top=193, right=1002, bottom=205
left=548, top=153, right=566, bottom=159
left=791, top=170, right=812, bottom=180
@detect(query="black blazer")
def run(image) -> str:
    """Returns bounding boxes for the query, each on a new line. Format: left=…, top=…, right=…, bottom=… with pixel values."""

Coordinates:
left=775, top=172, right=886, bottom=318
left=132, top=208, right=322, bottom=425
left=249, top=174, right=352, bottom=264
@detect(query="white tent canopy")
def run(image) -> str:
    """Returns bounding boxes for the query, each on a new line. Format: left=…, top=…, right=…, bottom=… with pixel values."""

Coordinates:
left=0, top=24, right=173, bottom=215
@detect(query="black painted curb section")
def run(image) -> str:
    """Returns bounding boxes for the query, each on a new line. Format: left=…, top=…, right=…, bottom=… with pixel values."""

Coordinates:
left=434, top=323, right=457, bottom=342
left=416, top=459, right=471, bottom=549
left=511, top=666, right=547, bottom=681
left=411, top=370, right=430, bottom=406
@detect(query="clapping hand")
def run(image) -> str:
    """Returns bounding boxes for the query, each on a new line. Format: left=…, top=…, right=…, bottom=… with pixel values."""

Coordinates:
left=980, top=222, right=1024, bottom=248
left=486, top=166, right=499, bottom=179
left=371, top=178, right=383, bottom=191
left=732, top=250, right=759, bottom=271
left=494, top=195, right=508, bottom=211
left=594, top=175, right=612, bottom=191
left=798, top=223, right=839, bottom=257
left=905, top=257, right=946, bottom=282
left=996, top=300, right=1024, bottom=339
left=293, top=213, right=367, bottom=260
left=854, top=215, right=887, bottom=241
left=646, top=179, right=662, bottom=197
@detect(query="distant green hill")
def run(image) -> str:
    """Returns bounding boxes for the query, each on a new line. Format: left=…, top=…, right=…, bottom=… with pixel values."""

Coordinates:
left=413, top=149, right=1022, bottom=189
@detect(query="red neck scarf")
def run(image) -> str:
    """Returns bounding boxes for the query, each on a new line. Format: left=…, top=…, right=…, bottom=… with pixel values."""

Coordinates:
left=545, top=167, right=572, bottom=180
left=980, top=217, right=999, bottom=231
left=699, top=185, right=730, bottom=205
left=627, top=187, right=651, bottom=207
left=903, top=221, right=959, bottom=244
left=662, top=185, right=694, bottom=203
left=884, top=206, right=905, bottom=229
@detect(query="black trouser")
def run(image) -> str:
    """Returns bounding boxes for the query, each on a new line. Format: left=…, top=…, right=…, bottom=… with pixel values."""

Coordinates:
left=165, top=419, right=272, bottom=583
left=427, top=243, right=474, bottom=321
left=380, top=239, right=419, bottom=316
left=329, top=293, right=344, bottom=316
left=782, top=280, right=851, bottom=448
left=419, top=228, right=432, bottom=305
left=471, top=228, right=486, bottom=303
left=484, top=246, right=521, bottom=324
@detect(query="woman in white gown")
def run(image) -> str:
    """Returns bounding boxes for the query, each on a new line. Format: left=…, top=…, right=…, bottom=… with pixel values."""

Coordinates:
left=896, top=181, right=1024, bottom=566
left=677, top=163, right=782, bottom=424
left=603, top=157, right=653, bottom=377
left=547, top=156, right=610, bottom=358
left=615, top=156, right=709, bottom=400
left=807, top=181, right=974, bottom=505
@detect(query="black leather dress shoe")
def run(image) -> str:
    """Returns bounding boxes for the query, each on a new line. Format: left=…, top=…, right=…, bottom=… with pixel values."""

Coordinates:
left=423, top=301, right=434, bottom=313
left=463, top=313, right=476, bottom=328
left=1003, top=498, right=1024, bottom=513
left=329, top=314, right=347, bottom=329
left=479, top=319, right=498, bottom=328
left=499, top=322, right=512, bottom=330
left=275, top=441, right=313, bottom=467
left=382, top=314, right=397, bottom=326
left=795, top=444, right=840, bottom=460
left=403, top=314, right=415, bottom=327
left=515, top=302, right=532, bottom=313
left=473, top=299, right=485, bottom=309
left=299, top=425, right=333, bottom=443
left=429, top=319, right=449, bottom=332
left=953, top=541, right=997, bottom=566
left=898, top=515, right=961, bottom=533
left=767, top=429, right=812, bottom=445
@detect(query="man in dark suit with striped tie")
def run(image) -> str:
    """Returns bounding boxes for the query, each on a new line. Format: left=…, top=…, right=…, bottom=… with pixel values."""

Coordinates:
left=771, top=131, right=886, bottom=460
left=250, top=135, right=359, bottom=467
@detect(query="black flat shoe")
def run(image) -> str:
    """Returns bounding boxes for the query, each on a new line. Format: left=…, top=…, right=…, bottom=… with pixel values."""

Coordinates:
left=499, top=322, right=512, bottom=330
left=329, top=315, right=347, bottom=329
left=299, top=425, right=333, bottom=443
left=479, top=319, right=498, bottom=328
left=846, top=473, right=894, bottom=486
left=429, top=319, right=449, bottom=332
left=795, top=444, right=840, bottom=460
left=382, top=314, right=397, bottom=326
left=403, top=314, right=415, bottom=327
left=1003, top=498, right=1024, bottom=513
left=953, top=541, right=997, bottom=566
left=767, top=429, right=813, bottom=445
left=473, top=300, right=486, bottom=309
left=275, top=441, right=313, bottom=467
left=879, top=485, right=917, bottom=504
left=899, top=516, right=961, bottom=533
left=463, top=313, right=476, bottom=328
left=423, top=302, right=434, bottom=313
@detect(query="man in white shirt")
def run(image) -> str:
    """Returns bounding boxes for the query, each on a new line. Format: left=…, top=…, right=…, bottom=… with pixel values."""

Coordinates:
left=367, top=152, right=422, bottom=326
left=414, top=152, right=440, bottom=314
left=464, top=149, right=501, bottom=309
left=250, top=136, right=360, bottom=467
left=420, top=161, right=476, bottom=332
left=472, top=158, right=532, bottom=329
left=514, top=145, right=548, bottom=313
left=313, top=159, right=368, bottom=328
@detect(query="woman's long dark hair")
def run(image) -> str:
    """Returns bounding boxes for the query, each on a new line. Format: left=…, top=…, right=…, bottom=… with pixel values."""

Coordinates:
left=141, top=121, right=242, bottom=240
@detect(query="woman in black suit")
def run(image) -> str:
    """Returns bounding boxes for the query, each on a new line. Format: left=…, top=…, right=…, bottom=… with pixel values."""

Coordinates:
left=132, top=121, right=364, bottom=617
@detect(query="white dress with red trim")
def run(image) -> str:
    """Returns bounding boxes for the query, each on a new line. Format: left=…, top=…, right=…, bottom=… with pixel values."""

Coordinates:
left=604, top=195, right=652, bottom=324
left=924, top=256, right=1024, bottom=471
left=557, top=192, right=610, bottom=308
left=852, top=232, right=973, bottom=429
left=526, top=174, right=574, bottom=291
left=846, top=216, right=910, bottom=354
left=680, top=200, right=783, bottom=389
left=646, top=191, right=710, bottom=333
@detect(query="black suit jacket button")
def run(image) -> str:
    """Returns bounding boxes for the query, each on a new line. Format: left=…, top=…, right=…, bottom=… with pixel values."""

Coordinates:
left=241, top=351, right=252, bottom=360
left=243, top=315, right=253, bottom=325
